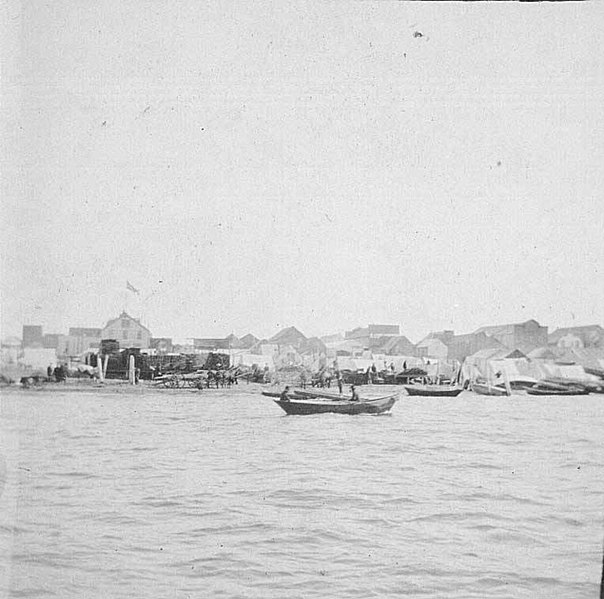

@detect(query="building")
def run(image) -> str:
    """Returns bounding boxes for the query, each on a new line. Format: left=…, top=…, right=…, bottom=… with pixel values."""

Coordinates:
left=22, top=325, right=43, bottom=348
left=415, top=336, right=449, bottom=360
left=193, top=334, right=243, bottom=351
left=414, top=329, right=504, bottom=362
left=100, top=312, right=152, bottom=349
left=268, top=326, right=307, bottom=349
left=370, top=335, right=416, bottom=356
left=240, top=333, right=259, bottom=349
left=150, top=337, right=173, bottom=353
left=66, top=327, right=102, bottom=356
left=548, top=325, right=604, bottom=349
left=345, top=324, right=400, bottom=342
left=474, top=319, right=548, bottom=353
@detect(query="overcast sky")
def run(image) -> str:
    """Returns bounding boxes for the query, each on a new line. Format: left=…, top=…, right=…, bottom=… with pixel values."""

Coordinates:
left=1, top=1, right=603, bottom=343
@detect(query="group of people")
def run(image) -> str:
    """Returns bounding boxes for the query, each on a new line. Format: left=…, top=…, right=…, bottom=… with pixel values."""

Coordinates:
left=47, top=364, right=67, bottom=383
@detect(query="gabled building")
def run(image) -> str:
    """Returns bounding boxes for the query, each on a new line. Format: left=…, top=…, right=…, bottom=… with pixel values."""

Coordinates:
left=240, top=333, right=259, bottom=349
left=415, top=330, right=503, bottom=362
left=371, top=335, right=416, bottom=356
left=101, top=311, right=152, bottom=349
left=268, top=326, right=307, bottom=349
left=548, top=325, right=604, bottom=349
left=415, top=336, right=449, bottom=360
left=300, top=337, right=327, bottom=357
left=345, top=324, right=400, bottom=342
left=474, top=319, right=548, bottom=353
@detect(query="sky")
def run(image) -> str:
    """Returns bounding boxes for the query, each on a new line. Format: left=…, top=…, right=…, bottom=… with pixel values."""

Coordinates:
left=1, top=1, right=603, bottom=343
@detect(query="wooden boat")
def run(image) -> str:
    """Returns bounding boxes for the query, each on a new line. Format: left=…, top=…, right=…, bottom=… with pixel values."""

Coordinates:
left=273, top=394, right=399, bottom=415
left=527, top=385, right=589, bottom=396
left=403, top=385, right=462, bottom=397
left=471, top=382, right=509, bottom=396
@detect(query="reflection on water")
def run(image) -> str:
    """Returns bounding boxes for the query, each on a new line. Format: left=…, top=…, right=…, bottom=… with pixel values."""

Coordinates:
left=0, top=387, right=602, bottom=598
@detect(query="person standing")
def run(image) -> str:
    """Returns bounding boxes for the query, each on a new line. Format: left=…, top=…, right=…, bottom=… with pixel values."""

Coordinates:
left=337, top=371, right=343, bottom=394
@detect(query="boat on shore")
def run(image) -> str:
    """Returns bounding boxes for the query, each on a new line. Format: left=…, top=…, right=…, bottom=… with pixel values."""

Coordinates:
left=471, top=382, right=509, bottom=396
left=403, top=385, right=463, bottom=397
left=272, top=393, right=399, bottom=415
left=526, top=385, right=589, bottom=396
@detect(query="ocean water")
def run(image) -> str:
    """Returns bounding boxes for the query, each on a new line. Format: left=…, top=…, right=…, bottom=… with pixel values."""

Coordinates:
left=0, top=386, right=602, bottom=598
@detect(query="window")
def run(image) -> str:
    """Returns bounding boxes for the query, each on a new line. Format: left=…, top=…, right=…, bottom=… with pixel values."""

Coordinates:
left=122, top=319, right=130, bottom=328
left=137, top=332, right=142, bottom=340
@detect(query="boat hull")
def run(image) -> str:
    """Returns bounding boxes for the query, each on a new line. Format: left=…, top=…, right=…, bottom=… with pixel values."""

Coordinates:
left=403, top=385, right=462, bottom=397
left=527, top=385, right=590, bottom=396
left=273, top=395, right=398, bottom=415
left=471, top=383, right=509, bottom=396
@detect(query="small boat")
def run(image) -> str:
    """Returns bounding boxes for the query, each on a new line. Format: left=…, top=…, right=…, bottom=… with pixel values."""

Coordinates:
left=273, top=394, right=399, bottom=415
left=403, top=385, right=463, bottom=397
left=526, top=385, right=589, bottom=396
left=471, top=382, right=509, bottom=396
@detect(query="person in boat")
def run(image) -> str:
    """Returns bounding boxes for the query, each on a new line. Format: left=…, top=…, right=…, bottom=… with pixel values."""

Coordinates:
left=350, top=385, right=360, bottom=402
left=280, top=386, right=292, bottom=402
left=336, top=370, right=343, bottom=394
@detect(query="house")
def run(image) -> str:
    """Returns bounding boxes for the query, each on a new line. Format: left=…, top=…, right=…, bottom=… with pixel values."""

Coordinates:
left=100, top=311, right=152, bottom=349
left=442, top=331, right=503, bottom=362
left=268, top=326, right=307, bottom=349
left=193, top=334, right=243, bottom=351
left=474, top=319, right=548, bottom=352
left=345, top=324, right=400, bottom=343
left=548, top=325, right=604, bottom=349
left=299, top=337, right=327, bottom=357
left=371, top=335, right=416, bottom=356
left=415, top=330, right=502, bottom=362
left=415, top=336, right=448, bottom=360
left=240, top=333, right=259, bottom=349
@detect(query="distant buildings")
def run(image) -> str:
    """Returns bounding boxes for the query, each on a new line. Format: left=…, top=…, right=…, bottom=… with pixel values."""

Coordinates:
left=473, top=319, right=548, bottom=353
left=9, top=314, right=603, bottom=374
left=548, top=325, right=604, bottom=349
left=345, top=324, right=400, bottom=342
left=416, top=330, right=503, bottom=362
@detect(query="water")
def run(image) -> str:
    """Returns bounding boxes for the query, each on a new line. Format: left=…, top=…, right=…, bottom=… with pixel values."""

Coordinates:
left=1, top=386, right=602, bottom=598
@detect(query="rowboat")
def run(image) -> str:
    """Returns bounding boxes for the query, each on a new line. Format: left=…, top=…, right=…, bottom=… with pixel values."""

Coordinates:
left=273, top=394, right=399, bottom=415
left=403, top=385, right=463, bottom=397
left=526, top=386, right=589, bottom=396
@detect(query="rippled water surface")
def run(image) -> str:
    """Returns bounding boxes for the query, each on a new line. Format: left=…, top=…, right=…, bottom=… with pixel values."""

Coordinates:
left=1, top=386, right=602, bottom=598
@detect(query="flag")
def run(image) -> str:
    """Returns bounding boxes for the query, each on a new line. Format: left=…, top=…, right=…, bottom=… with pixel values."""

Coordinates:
left=126, top=281, right=140, bottom=294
